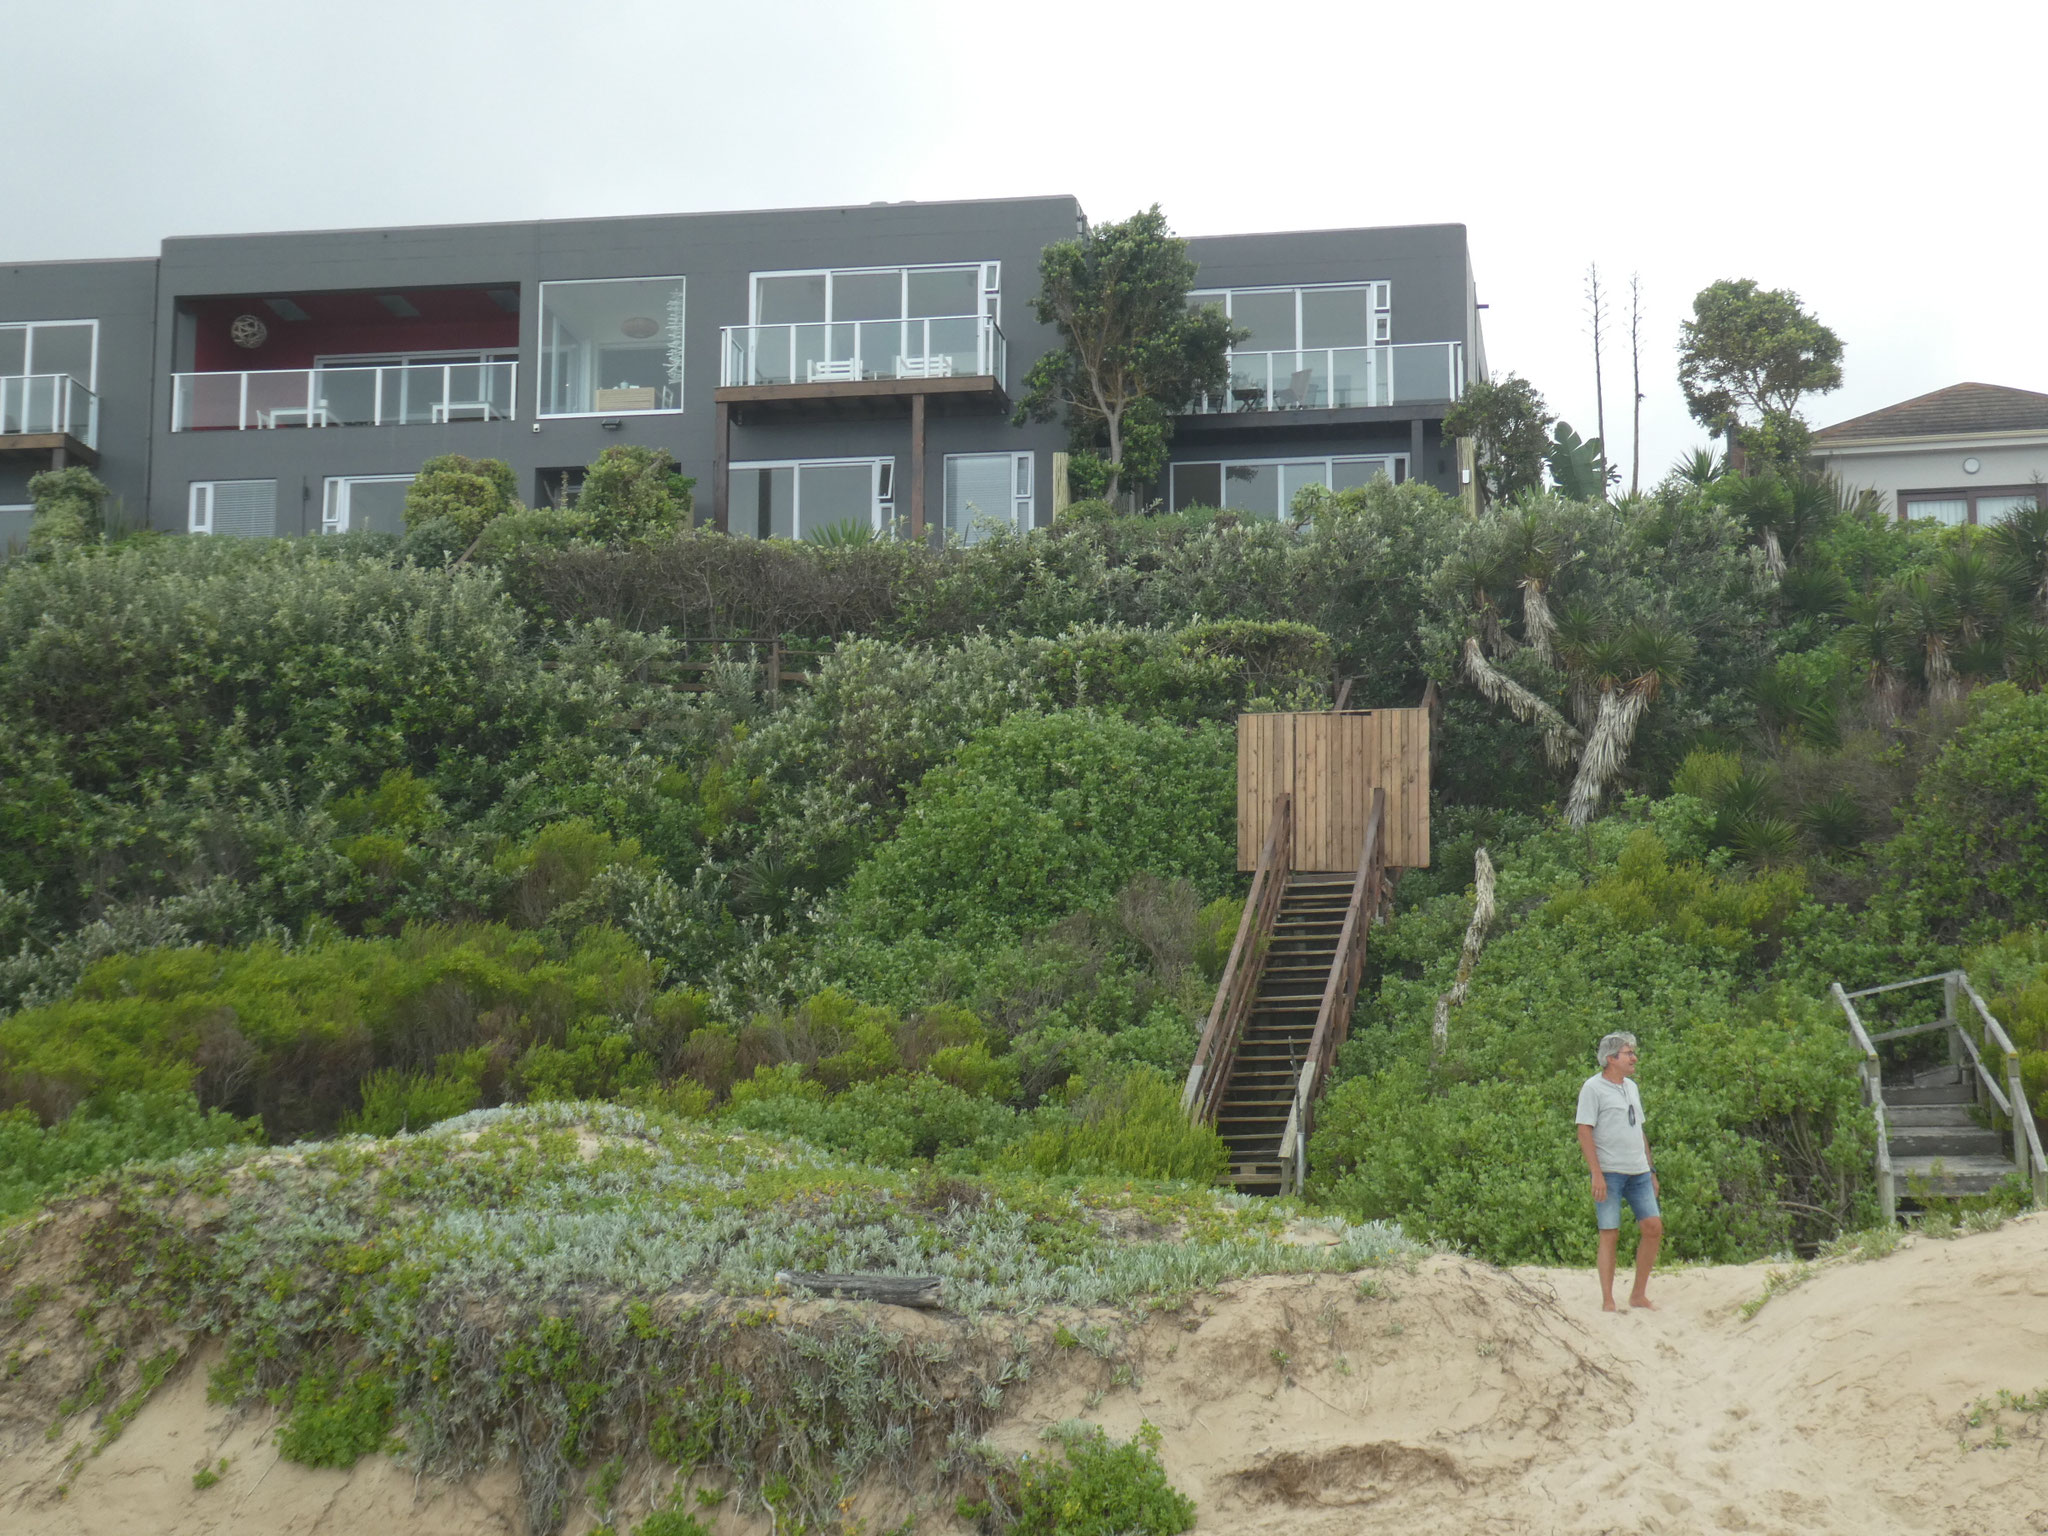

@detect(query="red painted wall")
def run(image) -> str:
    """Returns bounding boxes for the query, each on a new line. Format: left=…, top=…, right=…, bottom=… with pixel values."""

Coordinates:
left=188, top=289, right=519, bottom=372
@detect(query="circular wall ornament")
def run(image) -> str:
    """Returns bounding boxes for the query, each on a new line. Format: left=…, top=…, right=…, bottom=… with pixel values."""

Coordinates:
left=230, top=314, right=269, bottom=350
left=619, top=315, right=659, bottom=339
left=1962, top=456, right=1982, bottom=474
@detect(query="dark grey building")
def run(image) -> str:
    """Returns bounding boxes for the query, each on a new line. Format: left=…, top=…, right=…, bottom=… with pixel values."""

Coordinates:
left=1, top=196, right=1484, bottom=548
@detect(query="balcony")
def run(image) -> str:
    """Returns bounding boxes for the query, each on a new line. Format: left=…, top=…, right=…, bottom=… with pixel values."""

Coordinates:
left=715, top=315, right=1007, bottom=422
left=0, top=373, right=99, bottom=465
left=170, top=361, right=517, bottom=432
left=1188, top=341, right=1465, bottom=415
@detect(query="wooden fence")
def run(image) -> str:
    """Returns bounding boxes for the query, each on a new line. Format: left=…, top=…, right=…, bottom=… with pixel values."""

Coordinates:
left=1236, top=710, right=1430, bottom=871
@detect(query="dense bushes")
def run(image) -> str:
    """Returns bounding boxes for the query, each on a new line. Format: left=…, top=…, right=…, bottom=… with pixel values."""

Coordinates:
left=1309, top=819, right=1876, bottom=1262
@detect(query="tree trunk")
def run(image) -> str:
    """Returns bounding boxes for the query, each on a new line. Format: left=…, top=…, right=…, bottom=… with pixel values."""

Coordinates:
left=1628, top=273, right=1643, bottom=499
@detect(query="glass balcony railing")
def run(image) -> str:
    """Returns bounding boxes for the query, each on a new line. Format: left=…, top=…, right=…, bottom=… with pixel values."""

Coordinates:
left=1188, top=341, right=1465, bottom=414
left=170, top=361, right=518, bottom=431
left=0, top=373, right=99, bottom=447
left=720, top=315, right=1005, bottom=388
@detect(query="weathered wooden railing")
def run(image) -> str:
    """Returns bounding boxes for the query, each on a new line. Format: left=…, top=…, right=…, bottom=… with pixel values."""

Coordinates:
left=1183, top=792, right=1291, bottom=1125
left=1276, top=786, right=1386, bottom=1195
left=1832, top=970, right=2048, bottom=1216
left=1829, top=982, right=1897, bottom=1225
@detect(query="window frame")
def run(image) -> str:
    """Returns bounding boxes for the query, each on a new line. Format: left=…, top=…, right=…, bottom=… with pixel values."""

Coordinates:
left=943, top=451, right=1036, bottom=542
left=188, top=478, right=279, bottom=537
left=1188, top=282, right=1390, bottom=351
left=747, top=261, right=1001, bottom=328
left=727, top=455, right=897, bottom=540
left=536, top=275, right=688, bottom=420
left=1168, top=453, right=1410, bottom=516
left=320, top=473, right=417, bottom=534
left=0, top=317, right=100, bottom=389
left=1899, top=484, right=2046, bottom=526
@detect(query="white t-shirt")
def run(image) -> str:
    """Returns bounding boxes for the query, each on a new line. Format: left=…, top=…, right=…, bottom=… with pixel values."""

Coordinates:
left=1575, top=1073, right=1649, bottom=1174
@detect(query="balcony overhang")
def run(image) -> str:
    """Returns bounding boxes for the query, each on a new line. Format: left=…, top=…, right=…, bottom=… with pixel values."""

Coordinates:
left=0, top=431, right=97, bottom=469
left=1174, top=402, right=1449, bottom=441
left=714, top=374, right=1007, bottom=425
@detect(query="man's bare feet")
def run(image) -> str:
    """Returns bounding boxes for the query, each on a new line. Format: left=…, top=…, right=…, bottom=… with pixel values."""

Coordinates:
left=1629, top=1296, right=1656, bottom=1310
left=1602, top=1297, right=1618, bottom=1312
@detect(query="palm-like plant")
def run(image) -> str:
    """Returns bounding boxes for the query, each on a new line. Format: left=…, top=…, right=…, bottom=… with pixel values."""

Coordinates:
left=1893, top=571, right=1960, bottom=701
left=1564, top=621, right=1695, bottom=828
left=1498, top=504, right=1568, bottom=664
left=1933, top=538, right=2008, bottom=646
left=1838, top=594, right=1908, bottom=720
left=1672, top=446, right=1725, bottom=488
left=1986, top=495, right=2048, bottom=617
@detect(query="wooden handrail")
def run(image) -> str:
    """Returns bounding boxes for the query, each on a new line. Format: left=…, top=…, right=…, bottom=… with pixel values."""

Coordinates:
left=1184, top=792, right=1291, bottom=1122
left=1959, top=975, right=2048, bottom=1201
left=1831, top=982, right=1896, bottom=1226
left=1277, top=787, right=1386, bottom=1190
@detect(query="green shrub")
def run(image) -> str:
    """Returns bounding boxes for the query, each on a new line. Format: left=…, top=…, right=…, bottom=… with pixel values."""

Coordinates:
left=837, top=712, right=1236, bottom=950
left=276, top=1364, right=399, bottom=1468
left=26, top=466, right=110, bottom=551
left=403, top=454, right=518, bottom=538
left=575, top=445, right=695, bottom=543
left=1884, top=685, right=2048, bottom=942
left=0, top=1090, right=258, bottom=1218
left=343, top=1050, right=488, bottom=1136
left=0, top=924, right=662, bottom=1138
left=1010, top=1068, right=1226, bottom=1184
left=994, top=1421, right=1195, bottom=1536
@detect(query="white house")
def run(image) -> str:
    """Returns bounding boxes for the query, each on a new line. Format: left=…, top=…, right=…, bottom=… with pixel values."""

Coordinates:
left=1809, top=382, right=2048, bottom=525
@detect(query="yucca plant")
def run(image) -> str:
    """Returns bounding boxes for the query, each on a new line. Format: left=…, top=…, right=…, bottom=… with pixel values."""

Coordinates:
left=1564, top=620, right=1694, bottom=828
left=1986, top=495, right=2048, bottom=617
left=1730, top=813, right=1803, bottom=867
left=1798, top=789, right=1863, bottom=850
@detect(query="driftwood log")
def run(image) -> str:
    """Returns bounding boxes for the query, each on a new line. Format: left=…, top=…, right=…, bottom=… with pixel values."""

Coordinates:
left=774, top=1271, right=944, bottom=1309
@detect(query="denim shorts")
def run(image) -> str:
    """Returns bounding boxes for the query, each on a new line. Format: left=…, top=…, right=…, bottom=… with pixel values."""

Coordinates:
left=1594, top=1169, right=1659, bottom=1230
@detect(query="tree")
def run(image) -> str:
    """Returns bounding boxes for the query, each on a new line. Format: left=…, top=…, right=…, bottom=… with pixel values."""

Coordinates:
left=402, top=454, right=518, bottom=539
left=1627, top=272, right=1644, bottom=498
left=575, top=444, right=694, bottom=542
left=1014, top=207, right=1239, bottom=502
left=1586, top=263, right=1610, bottom=494
left=26, top=466, right=109, bottom=552
left=1442, top=374, right=1553, bottom=508
left=1677, top=279, right=1843, bottom=470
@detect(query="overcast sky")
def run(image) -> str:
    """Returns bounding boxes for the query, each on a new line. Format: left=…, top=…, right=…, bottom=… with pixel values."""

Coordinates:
left=11, top=0, right=2042, bottom=484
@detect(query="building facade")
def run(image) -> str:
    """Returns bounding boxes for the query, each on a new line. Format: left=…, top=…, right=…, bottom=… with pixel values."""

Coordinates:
left=1810, top=382, right=2048, bottom=525
left=1, top=196, right=1484, bottom=548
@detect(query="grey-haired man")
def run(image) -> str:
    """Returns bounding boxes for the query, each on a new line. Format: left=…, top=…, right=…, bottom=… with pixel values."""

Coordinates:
left=1574, top=1031, right=1662, bottom=1311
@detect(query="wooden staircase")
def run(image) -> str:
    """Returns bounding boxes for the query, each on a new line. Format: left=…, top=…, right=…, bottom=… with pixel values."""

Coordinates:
left=1832, top=972, right=2048, bottom=1221
left=1184, top=787, right=1389, bottom=1196
left=1214, top=873, right=1354, bottom=1193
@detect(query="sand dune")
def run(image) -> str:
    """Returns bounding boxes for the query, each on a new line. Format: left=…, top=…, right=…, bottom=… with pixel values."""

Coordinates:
left=6, top=1215, right=2047, bottom=1535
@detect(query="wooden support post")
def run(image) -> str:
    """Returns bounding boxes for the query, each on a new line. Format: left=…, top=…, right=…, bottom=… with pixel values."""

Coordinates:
left=712, top=400, right=731, bottom=533
left=51, top=443, right=68, bottom=471
left=1410, top=417, right=1424, bottom=481
left=909, top=390, right=927, bottom=544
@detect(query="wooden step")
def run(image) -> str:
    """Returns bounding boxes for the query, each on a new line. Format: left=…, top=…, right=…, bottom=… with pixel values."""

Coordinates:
left=1885, top=1084, right=1977, bottom=1106
left=1888, top=1127, right=2004, bottom=1158
left=1886, top=1105, right=1986, bottom=1128
left=1890, top=1154, right=2021, bottom=1197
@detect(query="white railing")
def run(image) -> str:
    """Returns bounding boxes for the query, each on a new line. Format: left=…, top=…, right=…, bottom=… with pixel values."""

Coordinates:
left=1189, top=341, right=1465, bottom=414
left=0, top=373, right=99, bottom=447
left=170, top=361, right=518, bottom=431
left=720, top=315, right=1005, bottom=388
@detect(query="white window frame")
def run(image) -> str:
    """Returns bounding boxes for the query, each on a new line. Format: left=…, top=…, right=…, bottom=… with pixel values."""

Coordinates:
left=943, top=451, right=1035, bottom=541
left=728, top=456, right=896, bottom=538
left=188, top=479, right=279, bottom=537
left=321, top=474, right=416, bottom=534
left=0, top=317, right=100, bottom=388
left=537, top=275, right=687, bottom=420
left=747, top=262, right=1001, bottom=328
left=1189, top=282, right=1390, bottom=349
left=1168, top=454, right=1410, bottom=515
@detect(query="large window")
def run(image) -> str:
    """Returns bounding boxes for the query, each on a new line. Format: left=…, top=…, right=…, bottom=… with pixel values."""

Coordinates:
left=1901, top=487, right=2045, bottom=526
left=539, top=276, right=686, bottom=416
left=730, top=263, right=1003, bottom=385
left=322, top=475, right=415, bottom=534
left=729, top=458, right=894, bottom=540
left=1186, top=284, right=1398, bottom=411
left=0, top=319, right=97, bottom=387
left=0, top=505, right=30, bottom=554
left=944, top=453, right=1034, bottom=543
left=189, top=480, right=279, bottom=538
left=1169, top=455, right=1407, bottom=516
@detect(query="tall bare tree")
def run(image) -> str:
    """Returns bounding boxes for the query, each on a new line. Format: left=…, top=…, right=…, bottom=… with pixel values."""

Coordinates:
left=1586, top=263, right=1609, bottom=494
left=1628, top=273, right=1644, bottom=498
